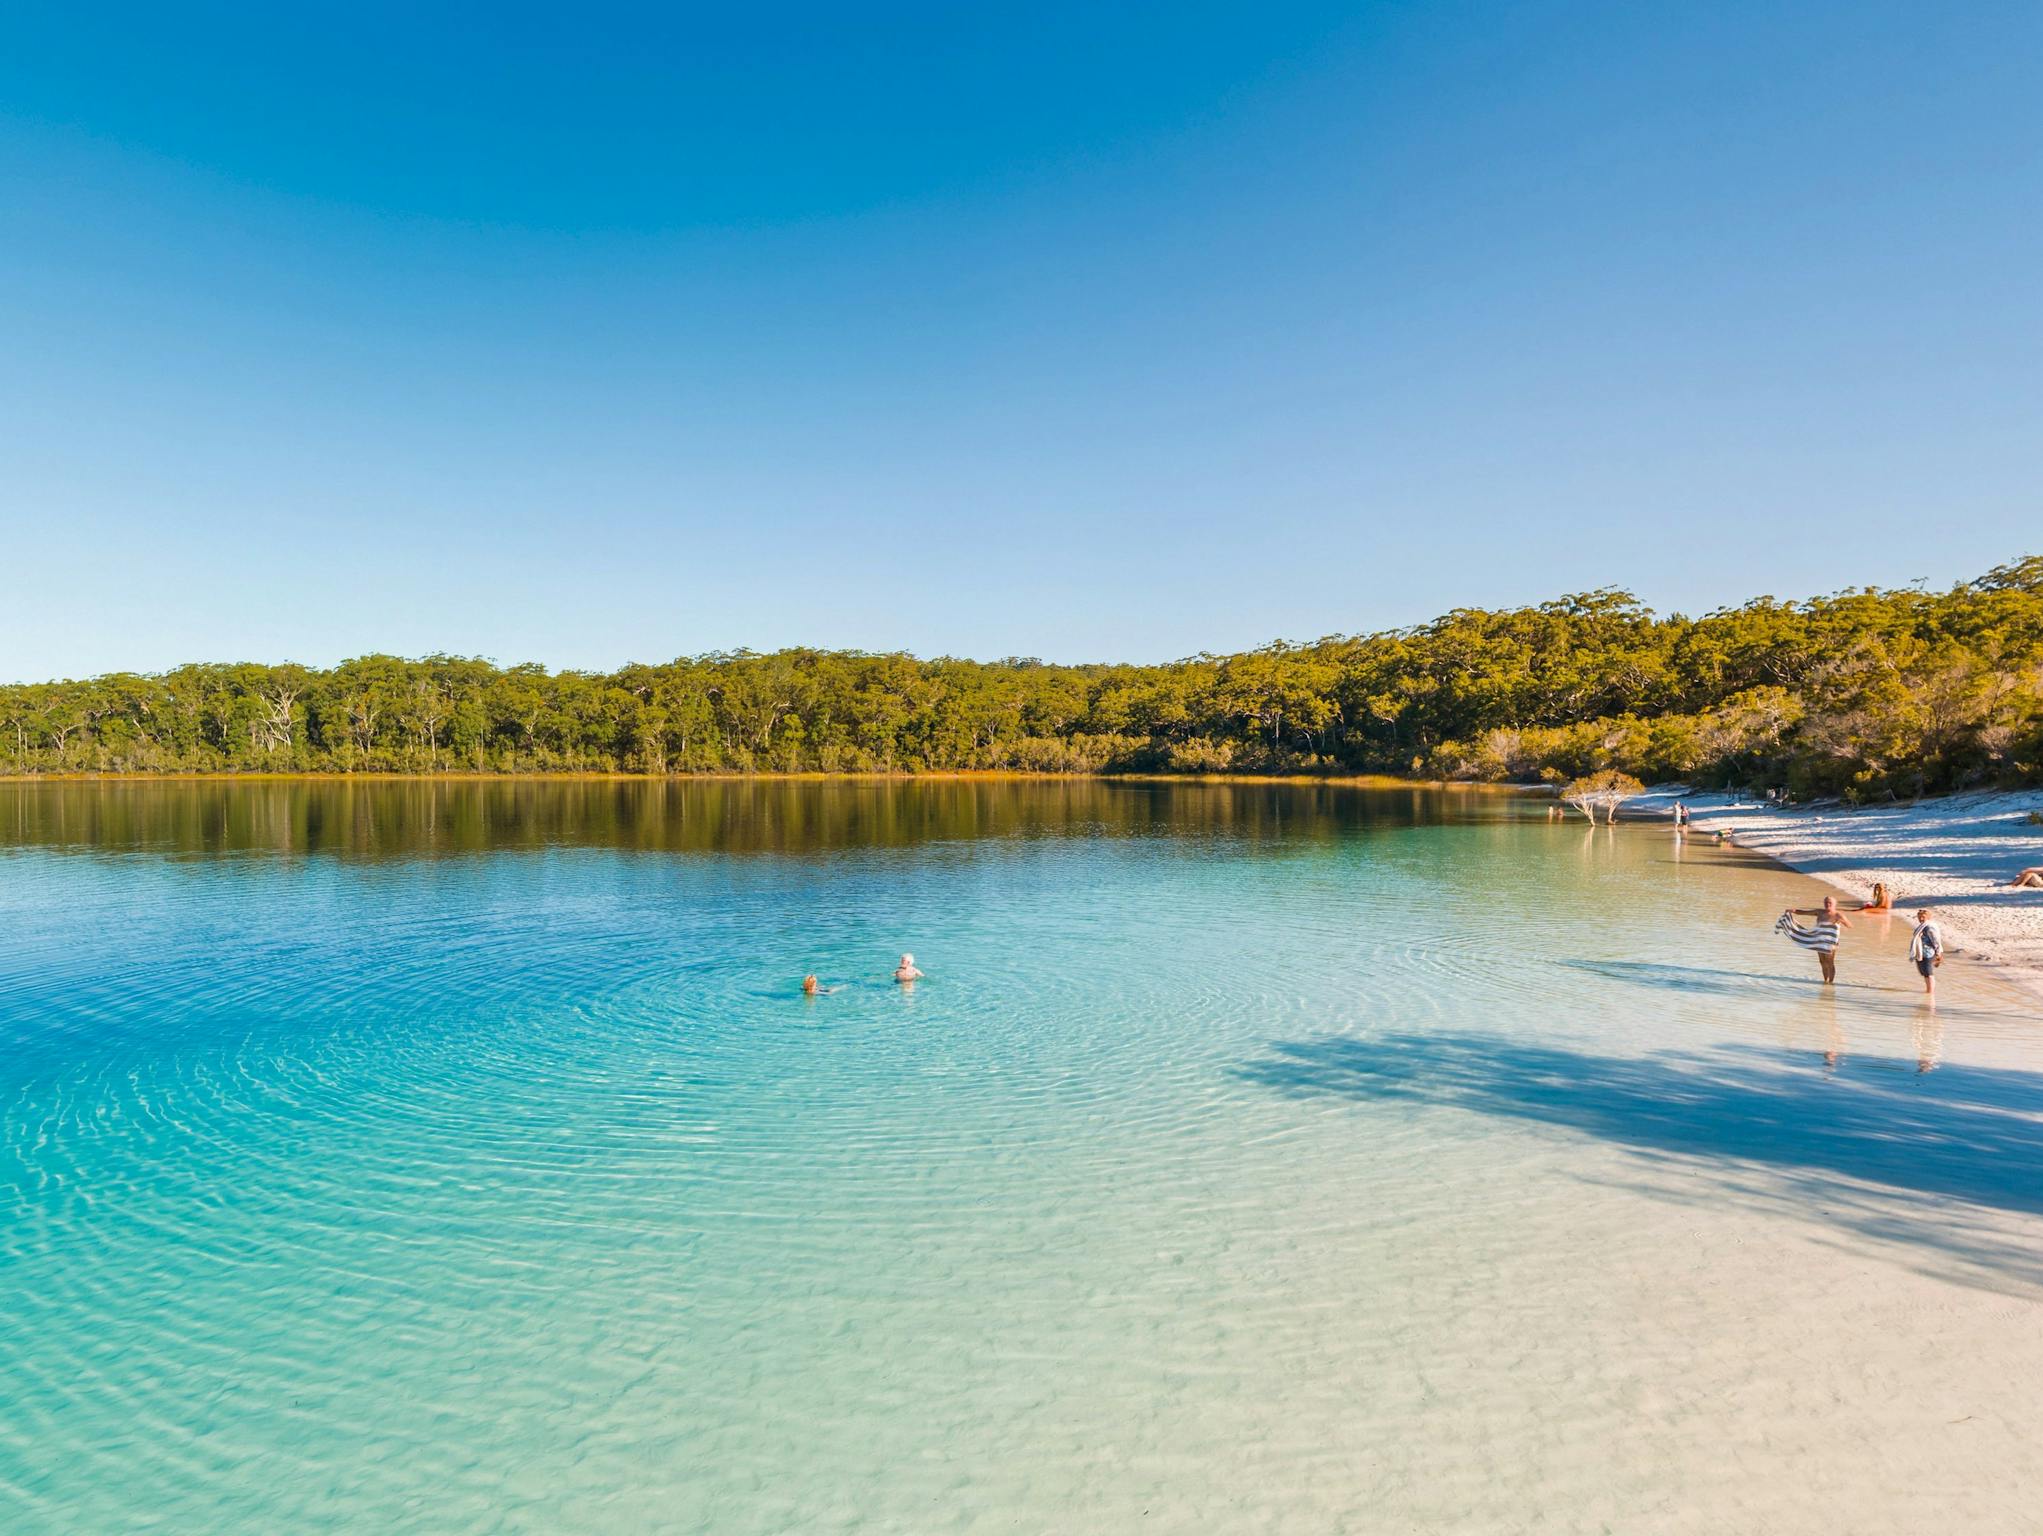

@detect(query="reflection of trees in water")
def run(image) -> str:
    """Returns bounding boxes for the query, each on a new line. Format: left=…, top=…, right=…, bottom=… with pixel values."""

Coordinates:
left=0, top=779, right=1506, bottom=860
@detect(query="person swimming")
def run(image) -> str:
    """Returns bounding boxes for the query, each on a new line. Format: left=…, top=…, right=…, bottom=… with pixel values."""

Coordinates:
left=893, top=953, right=924, bottom=983
left=801, top=974, right=842, bottom=996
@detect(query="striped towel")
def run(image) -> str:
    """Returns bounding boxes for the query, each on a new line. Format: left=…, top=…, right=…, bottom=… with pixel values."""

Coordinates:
left=1776, top=914, right=1841, bottom=953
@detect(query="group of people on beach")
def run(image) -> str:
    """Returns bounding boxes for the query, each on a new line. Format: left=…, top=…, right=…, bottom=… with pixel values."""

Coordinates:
left=1775, top=895, right=1946, bottom=996
left=1670, top=802, right=1727, bottom=844
left=1657, top=799, right=2041, bottom=1000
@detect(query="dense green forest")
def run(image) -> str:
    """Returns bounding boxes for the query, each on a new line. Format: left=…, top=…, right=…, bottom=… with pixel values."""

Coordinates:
left=6, top=557, right=2040, bottom=799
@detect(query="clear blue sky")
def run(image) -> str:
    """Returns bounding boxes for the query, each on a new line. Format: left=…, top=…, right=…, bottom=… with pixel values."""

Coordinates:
left=3, top=2, right=2039, bottom=681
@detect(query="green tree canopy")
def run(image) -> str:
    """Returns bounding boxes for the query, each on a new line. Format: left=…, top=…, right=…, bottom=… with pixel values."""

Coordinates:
left=6, top=560, right=2039, bottom=801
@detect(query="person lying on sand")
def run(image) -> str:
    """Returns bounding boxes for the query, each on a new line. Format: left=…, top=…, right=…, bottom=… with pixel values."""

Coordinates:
left=1777, top=896, right=1850, bottom=985
left=893, top=953, right=924, bottom=983
left=2012, top=867, right=2043, bottom=889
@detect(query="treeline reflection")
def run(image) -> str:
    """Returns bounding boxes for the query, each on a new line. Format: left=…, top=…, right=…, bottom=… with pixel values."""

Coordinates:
left=0, top=778, right=1510, bottom=860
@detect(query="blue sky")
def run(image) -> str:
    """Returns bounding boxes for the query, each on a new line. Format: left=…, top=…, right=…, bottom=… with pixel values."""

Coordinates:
left=3, top=2, right=2039, bottom=680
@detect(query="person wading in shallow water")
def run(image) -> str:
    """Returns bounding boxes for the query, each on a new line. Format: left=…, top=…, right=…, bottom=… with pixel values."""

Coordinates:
left=1909, top=909, right=1945, bottom=999
left=1777, top=896, right=1851, bottom=985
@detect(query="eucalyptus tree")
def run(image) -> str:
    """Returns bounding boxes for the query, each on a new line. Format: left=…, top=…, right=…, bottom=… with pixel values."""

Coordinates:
left=1, top=559, right=2037, bottom=797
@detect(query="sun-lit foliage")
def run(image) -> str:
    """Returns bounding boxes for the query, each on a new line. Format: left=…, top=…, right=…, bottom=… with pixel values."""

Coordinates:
left=4, top=558, right=2038, bottom=799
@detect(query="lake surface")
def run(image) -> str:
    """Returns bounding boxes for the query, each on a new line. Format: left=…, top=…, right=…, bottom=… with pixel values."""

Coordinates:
left=3, top=779, right=2041, bottom=1533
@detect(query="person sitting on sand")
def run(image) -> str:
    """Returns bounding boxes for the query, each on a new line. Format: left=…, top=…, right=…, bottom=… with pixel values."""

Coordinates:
left=893, top=953, right=924, bottom=984
left=1777, top=896, right=1851, bottom=985
left=1860, top=882, right=1893, bottom=912
left=1908, top=908, right=1944, bottom=998
left=2012, top=867, right=2043, bottom=889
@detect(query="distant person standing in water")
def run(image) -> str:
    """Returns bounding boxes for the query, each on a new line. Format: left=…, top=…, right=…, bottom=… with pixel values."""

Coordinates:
left=1909, top=909, right=1945, bottom=998
left=893, top=953, right=924, bottom=984
left=1777, top=896, right=1851, bottom=985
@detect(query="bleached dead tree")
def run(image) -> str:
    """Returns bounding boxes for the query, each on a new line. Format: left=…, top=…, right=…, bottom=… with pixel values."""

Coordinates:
left=255, top=683, right=302, bottom=755
left=408, top=679, right=449, bottom=769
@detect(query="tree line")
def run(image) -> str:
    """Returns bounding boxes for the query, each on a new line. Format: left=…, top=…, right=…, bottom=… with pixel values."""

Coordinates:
left=5, top=556, right=2039, bottom=800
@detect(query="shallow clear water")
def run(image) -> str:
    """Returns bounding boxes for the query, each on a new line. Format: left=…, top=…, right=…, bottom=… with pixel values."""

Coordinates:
left=3, top=780, right=2041, bottom=1533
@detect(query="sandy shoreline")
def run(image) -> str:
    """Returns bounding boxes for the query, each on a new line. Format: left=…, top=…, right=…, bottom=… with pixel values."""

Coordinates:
left=1628, top=786, right=2043, bottom=1003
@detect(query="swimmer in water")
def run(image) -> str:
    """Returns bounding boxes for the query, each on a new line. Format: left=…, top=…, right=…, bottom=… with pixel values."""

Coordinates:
left=801, top=974, right=841, bottom=996
left=893, top=953, right=924, bottom=983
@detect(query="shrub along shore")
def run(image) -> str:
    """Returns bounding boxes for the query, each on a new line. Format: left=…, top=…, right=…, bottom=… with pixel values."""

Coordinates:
left=5, top=558, right=2038, bottom=800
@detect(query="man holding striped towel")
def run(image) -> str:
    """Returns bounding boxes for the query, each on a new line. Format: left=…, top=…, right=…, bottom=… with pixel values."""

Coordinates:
left=1777, top=896, right=1851, bottom=985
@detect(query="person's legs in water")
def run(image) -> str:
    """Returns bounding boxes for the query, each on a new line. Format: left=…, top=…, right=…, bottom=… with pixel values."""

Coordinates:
left=1917, top=956, right=1936, bottom=996
left=1818, top=949, right=1836, bottom=985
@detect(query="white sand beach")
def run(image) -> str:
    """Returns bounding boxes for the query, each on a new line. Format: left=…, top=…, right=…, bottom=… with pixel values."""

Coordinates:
left=1630, top=786, right=2043, bottom=1001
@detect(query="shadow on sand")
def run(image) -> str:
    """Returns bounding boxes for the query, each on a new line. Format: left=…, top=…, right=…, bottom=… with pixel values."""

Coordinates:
left=1236, top=1028, right=2043, bottom=1287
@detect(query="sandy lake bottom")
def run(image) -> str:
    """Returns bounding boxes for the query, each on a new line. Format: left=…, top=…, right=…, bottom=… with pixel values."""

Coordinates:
left=3, top=779, right=2040, bottom=1533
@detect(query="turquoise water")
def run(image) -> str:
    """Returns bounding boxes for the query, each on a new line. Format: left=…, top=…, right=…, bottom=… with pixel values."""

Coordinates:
left=4, top=780, right=2042, bottom=1533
